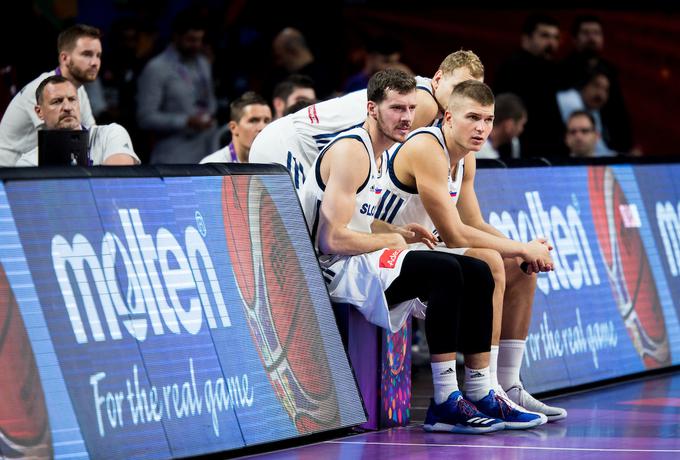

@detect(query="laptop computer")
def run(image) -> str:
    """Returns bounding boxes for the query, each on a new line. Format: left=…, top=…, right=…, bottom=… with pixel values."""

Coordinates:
left=38, top=129, right=90, bottom=166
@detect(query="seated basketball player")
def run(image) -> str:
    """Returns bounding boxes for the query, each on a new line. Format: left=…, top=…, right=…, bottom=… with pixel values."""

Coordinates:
left=300, top=69, right=542, bottom=433
left=380, top=79, right=567, bottom=422
left=250, top=50, right=485, bottom=193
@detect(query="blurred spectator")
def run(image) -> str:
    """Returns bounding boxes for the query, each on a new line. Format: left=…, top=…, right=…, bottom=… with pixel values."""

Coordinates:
left=272, top=27, right=335, bottom=99
left=0, top=24, right=101, bottom=167
left=272, top=74, right=316, bottom=119
left=93, top=16, right=157, bottom=162
left=556, top=66, right=616, bottom=156
left=342, top=36, right=412, bottom=93
left=200, top=91, right=271, bottom=164
left=283, top=97, right=316, bottom=116
left=477, top=93, right=527, bottom=160
left=16, top=76, right=139, bottom=166
left=564, top=110, right=599, bottom=158
left=559, top=15, right=633, bottom=154
left=493, top=14, right=566, bottom=159
left=137, top=9, right=217, bottom=164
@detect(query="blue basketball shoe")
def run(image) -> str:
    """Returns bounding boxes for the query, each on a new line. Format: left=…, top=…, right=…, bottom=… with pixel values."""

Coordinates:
left=473, top=389, right=545, bottom=429
left=423, top=391, right=505, bottom=434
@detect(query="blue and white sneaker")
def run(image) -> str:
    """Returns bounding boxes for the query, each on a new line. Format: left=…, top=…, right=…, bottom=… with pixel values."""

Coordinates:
left=423, top=391, right=505, bottom=434
left=473, top=389, right=545, bottom=430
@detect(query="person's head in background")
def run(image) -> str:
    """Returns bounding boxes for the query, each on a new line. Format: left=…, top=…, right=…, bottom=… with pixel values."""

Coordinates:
left=229, top=91, right=272, bottom=162
left=171, top=11, right=206, bottom=60
left=521, top=14, right=560, bottom=60
left=431, top=50, right=485, bottom=114
left=565, top=110, right=599, bottom=157
left=34, top=75, right=80, bottom=129
left=272, top=74, right=316, bottom=119
left=579, top=66, right=610, bottom=111
left=57, top=24, right=102, bottom=85
left=272, top=27, right=313, bottom=73
left=283, top=97, right=316, bottom=117
left=364, top=37, right=405, bottom=74
left=571, top=15, right=604, bottom=54
left=489, top=93, right=527, bottom=150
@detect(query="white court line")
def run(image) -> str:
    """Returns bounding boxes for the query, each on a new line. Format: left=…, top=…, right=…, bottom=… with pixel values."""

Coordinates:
left=325, top=440, right=680, bottom=454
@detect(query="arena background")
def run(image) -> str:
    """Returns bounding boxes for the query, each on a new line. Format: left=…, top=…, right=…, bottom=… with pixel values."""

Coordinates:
left=1, top=1, right=678, bottom=157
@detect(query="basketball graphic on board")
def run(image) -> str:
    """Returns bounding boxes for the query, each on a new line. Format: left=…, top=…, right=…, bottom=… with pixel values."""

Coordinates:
left=588, top=166, right=671, bottom=368
left=0, top=263, right=53, bottom=459
left=222, top=175, right=339, bottom=433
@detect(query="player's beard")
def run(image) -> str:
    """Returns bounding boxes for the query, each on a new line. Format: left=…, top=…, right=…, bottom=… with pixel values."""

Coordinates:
left=376, top=111, right=410, bottom=144
left=67, top=61, right=98, bottom=85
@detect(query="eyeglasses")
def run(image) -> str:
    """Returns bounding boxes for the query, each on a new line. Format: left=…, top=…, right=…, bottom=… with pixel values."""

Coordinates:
left=567, top=128, right=595, bottom=135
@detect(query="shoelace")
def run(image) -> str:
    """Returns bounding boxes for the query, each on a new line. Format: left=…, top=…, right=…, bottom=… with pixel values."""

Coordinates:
left=456, top=397, right=479, bottom=418
left=494, top=393, right=517, bottom=418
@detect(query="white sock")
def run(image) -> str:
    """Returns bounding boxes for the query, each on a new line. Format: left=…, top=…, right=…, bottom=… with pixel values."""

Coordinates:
left=498, top=339, right=526, bottom=390
left=431, top=360, right=459, bottom=404
left=489, top=345, right=502, bottom=392
left=463, top=366, right=492, bottom=402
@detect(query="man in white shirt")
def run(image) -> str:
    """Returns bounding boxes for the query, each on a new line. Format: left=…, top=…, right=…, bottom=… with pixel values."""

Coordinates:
left=201, top=92, right=272, bottom=164
left=0, top=24, right=101, bottom=166
left=16, top=76, right=138, bottom=167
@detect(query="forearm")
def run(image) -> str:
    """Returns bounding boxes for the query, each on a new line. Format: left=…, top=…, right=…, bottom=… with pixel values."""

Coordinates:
left=371, top=219, right=399, bottom=234
left=440, top=223, right=525, bottom=258
left=473, top=220, right=508, bottom=239
left=319, top=226, right=403, bottom=256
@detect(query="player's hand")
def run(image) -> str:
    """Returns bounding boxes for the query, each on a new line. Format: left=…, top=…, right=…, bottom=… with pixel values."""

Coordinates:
left=523, top=239, right=554, bottom=273
left=386, top=233, right=409, bottom=250
left=398, top=223, right=437, bottom=248
left=537, top=237, right=554, bottom=251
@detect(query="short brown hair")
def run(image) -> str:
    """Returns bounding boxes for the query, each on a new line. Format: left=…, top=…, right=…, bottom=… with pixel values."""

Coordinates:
left=438, top=50, right=484, bottom=80
left=367, top=69, right=416, bottom=104
left=448, top=80, right=494, bottom=109
left=35, top=75, right=74, bottom=105
left=57, top=24, right=101, bottom=53
left=230, top=91, right=269, bottom=122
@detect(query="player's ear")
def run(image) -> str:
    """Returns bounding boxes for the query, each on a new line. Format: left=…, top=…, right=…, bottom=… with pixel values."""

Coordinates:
left=228, top=120, right=238, bottom=136
left=431, top=70, right=443, bottom=91
left=34, top=105, right=44, bottom=121
left=367, top=100, right=377, bottom=120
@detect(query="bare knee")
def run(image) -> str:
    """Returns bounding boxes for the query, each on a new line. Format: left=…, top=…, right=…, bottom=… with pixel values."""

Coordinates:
left=504, top=257, right=537, bottom=290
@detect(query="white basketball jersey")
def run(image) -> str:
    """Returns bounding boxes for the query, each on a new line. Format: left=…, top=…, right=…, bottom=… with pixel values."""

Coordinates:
left=300, top=127, right=386, bottom=254
left=291, top=89, right=368, bottom=164
left=379, top=125, right=464, bottom=233
left=250, top=77, right=434, bottom=192
left=415, top=75, right=433, bottom=96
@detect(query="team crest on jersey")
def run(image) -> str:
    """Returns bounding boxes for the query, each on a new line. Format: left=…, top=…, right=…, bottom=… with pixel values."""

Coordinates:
left=379, top=249, right=403, bottom=269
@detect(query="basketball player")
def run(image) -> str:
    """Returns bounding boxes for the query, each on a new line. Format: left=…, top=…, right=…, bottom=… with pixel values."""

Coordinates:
left=301, top=68, right=543, bottom=433
left=380, top=80, right=567, bottom=421
left=250, top=50, right=484, bottom=193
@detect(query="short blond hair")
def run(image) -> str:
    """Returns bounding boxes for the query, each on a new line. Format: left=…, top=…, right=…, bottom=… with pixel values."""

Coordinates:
left=438, top=50, right=484, bottom=79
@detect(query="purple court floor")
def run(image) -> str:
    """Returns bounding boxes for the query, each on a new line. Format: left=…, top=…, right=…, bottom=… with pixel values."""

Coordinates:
left=240, top=370, right=680, bottom=459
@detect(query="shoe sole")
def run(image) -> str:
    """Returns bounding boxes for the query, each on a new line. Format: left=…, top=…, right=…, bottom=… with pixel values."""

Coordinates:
left=423, top=422, right=505, bottom=434
left=502, top=417, right=545, bottom=430
left=546, top=411, right=568, bottom=422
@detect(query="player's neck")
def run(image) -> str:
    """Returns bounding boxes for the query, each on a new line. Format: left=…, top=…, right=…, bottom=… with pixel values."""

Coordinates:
left=363, top=119, right=393, bottom=159
left=234, top=142, right=249, bottom=163
left=442, top=123, right=468, bottom=161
